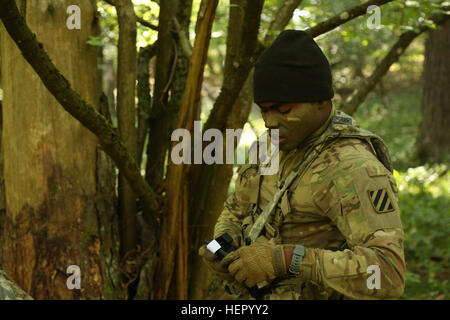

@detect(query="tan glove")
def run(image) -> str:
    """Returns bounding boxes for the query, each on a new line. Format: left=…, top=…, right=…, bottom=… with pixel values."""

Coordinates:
left=222, top=242, right=288, bottom=288
left=198, top=245, right=235, bottom=281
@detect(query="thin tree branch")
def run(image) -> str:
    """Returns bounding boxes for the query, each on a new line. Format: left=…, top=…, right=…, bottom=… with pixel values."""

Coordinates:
left=306, top=0, right=394, bottom=38
left=104, top=0, right=159, bottom=31
left=265, top=0, right=304, bottom=43
left=256, top=0, right=395, bottom=53
left=136, top=43, right=158, bottom=167
left=342, top=9, right=450, bottom=115
left=0, top=0, right=160, bottom=218
left=172, top=17, right=192, bottom=57
left=104, top=0, right=191, bottom=47
left=136, top=17, right=159, bottom=31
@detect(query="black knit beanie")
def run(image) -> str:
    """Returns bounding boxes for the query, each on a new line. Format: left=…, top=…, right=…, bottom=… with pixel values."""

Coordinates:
left=254, top=30, right=334, bottom=103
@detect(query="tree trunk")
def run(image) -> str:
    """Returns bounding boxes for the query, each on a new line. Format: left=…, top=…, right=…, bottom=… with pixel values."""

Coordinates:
left=145, top=0, right=176, bottom=190
left=416, top=19, right=450, bottom=163
left=115, top=0, right=139, bottom=298
left=189, top=72, right=254, bottom=299
left=152, top=0, right=218, bottom=300
left=0, top=0, right=106, bottom=299
left=0, top=99, right=4, bottom=266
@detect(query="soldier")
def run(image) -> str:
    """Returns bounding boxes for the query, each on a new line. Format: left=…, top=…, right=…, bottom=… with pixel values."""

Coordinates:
left=199, top=30, right=406, bottom=300
left=0, top=269, right=32, bottom=300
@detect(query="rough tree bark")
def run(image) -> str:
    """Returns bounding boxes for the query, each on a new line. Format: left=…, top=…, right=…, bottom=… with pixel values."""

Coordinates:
left=0, top=0, right=160, bottom=219
left=0, top=0, right=105, bottom=299
left=416, top=19, right=450, bottom=163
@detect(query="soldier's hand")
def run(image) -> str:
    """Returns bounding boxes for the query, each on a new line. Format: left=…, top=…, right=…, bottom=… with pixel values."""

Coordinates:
left=223, top=242, right=288, bottom=288
left=198, top=245, right=234, bottom=281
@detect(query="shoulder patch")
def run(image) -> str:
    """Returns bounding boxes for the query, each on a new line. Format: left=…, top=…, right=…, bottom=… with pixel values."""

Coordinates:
left=368, top=188, right=394, bottom=214
left=332, top=115, right=353, bottom=125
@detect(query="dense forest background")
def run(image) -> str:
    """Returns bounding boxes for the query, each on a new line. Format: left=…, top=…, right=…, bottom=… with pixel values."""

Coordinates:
left=0, top=0, right=448, bottom=300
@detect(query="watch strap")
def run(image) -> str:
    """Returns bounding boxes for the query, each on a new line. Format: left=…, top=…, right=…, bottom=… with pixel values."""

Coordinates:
left=289, top=245, right=305, bottom=275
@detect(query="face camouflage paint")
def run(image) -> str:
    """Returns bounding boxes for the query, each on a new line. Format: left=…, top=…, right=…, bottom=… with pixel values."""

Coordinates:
left=262, top=102, right=323, bottom=152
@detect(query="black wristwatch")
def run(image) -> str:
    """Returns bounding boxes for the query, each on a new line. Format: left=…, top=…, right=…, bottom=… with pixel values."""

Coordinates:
left=288, top=245, right=305, bottom=275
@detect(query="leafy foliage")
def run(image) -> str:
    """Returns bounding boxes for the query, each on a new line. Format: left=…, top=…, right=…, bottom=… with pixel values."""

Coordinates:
left=396, top=165, right=449, bottom=299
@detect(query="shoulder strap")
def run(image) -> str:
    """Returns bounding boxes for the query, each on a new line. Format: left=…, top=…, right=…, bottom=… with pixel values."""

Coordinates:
left=332, top=112, right=393, bottom=173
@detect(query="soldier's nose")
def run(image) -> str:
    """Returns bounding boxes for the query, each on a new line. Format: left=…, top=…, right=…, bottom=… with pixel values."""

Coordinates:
left=263, top=111, right=279, bottom=129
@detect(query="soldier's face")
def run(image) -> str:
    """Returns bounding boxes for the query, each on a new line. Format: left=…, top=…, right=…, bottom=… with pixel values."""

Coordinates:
left=258, top=101, right=325, bottom=151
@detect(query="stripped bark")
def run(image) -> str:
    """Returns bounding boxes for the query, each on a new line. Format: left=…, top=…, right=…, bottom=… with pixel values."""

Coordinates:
left=0, top=0, right=104, bottom=299
left=0, top=0, right=160, bottom=219
left=152, top=0, right=219, bottom=300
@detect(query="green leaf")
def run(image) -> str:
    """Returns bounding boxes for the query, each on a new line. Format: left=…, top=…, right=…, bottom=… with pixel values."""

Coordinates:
left=86, top=36, right=103, bottom=47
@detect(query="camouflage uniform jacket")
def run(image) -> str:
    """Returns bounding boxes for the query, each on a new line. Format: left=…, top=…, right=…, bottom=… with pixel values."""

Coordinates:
left=0, top=269, right=33, bottom=300
left=214, top=108, right=406, bottom=300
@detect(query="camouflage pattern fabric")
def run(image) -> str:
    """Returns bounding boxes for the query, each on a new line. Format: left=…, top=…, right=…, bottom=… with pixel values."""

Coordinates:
left=0, top=270, right=33, bottom=300
left=214, top=108, right=406, bottom=300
